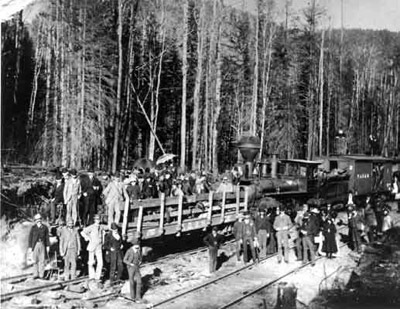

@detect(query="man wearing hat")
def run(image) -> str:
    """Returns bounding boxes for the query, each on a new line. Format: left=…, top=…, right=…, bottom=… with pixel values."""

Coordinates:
left=103, top=172, right=129, bottom=229
left=104, top=223, right=124, bottom=283
left=241, top=212, right=258, bottom=264
left=59, top=219, right=81, bottom=280
left=64, top=168, right=82, bottom=226
left=273, top=207, right=293, bottom=263
left=28, top=214, right=50, bottom=279
left=81, top=169, right=103, bottom=226
left=81, top=214, right=105, bottom=281
left=216, top=176, right=234, bottom=193
left=203, top=227, right=224, bottom=273
left=123, top=238, right=142, bottom=302
left=309, top=207, right=322, bottom=254
left=299, top=212, right=316, bottom=266
left=255, top=209, right=272, bottom=258
left=50, top=174, right=65, bottom=224
left=232, top=213, right=244, bottom=262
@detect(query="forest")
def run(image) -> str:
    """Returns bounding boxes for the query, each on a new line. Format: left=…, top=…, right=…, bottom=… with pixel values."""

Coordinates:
left=1, top=0, right=400, bottom=174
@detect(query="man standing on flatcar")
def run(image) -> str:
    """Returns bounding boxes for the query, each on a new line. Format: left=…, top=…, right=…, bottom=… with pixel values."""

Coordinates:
left=241, top=212, right=258, bottom=264
left=64, top=169, right=81, bottom=226
left=273, top=207, right=293, bottom=264
left=50, top=174, right=65, bottom=224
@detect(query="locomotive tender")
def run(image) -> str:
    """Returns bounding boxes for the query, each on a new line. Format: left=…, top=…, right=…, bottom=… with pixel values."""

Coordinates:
left=237, top=135, right=398, bottom=210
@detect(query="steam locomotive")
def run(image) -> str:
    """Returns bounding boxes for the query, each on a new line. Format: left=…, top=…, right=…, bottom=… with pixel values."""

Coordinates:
left=237, top=135, right=400, bottom=209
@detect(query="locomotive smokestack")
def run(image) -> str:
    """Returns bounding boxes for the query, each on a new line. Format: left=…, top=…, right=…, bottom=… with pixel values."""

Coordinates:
left=237, top=135, right=261, bottom=179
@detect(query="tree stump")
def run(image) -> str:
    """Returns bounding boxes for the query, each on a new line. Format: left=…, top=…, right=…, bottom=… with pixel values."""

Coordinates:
left=275, top=282, right=297, bottom=309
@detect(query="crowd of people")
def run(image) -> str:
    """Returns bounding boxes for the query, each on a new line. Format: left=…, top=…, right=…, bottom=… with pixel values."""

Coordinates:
left=48, top=165, right=236, bottom=229
left=27, top=166, right=398, bottom=301
left=204, top=189, right=397, bottom=274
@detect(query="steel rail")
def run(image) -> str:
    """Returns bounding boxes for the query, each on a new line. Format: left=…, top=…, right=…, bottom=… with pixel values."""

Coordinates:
left=1, top=273, right=32, bottom=282
left=151, top=246, right=288, bottom=308
left=151, top=226, right=349, bottom=308
left=145, top=239, right=236, bottom=266
left=0, top=276, right=89, bottom=301
left=218, top=243, right=349, bottom=309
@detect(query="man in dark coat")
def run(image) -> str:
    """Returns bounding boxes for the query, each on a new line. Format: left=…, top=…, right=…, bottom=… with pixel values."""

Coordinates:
left=203, top=227, right=224, bottom=273
left=28, top=214, right=50, bottom=279
left=80, top=170, right=103, bottom=226
left=255, top=210, right=272, bottom=258
left=104, top=223, right=123, bottom=283
left=142, top=174, right=157, bottom=199
left=50, top=174, right=65, bottom=224
left=300, top=212, right=316, bottom=266
left=241, top=212, right=258, bottom=264
left=232, top=213, right=244, bottom=262
left=123, top=238, right=142, bottom=302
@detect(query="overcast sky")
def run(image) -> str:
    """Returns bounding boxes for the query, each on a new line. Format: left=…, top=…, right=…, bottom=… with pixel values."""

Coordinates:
left=229, top=0, right=400, bottom=32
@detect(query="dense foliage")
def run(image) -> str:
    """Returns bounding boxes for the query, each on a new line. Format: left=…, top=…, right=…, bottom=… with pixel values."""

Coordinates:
left=1, top=0, right=399, bottom=172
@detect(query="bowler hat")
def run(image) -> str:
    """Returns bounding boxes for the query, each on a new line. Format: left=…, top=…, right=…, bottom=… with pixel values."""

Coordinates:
left=69, top=168, right=78, bottom=176
left=34, top=214, right=42, bottom=221
left=111, top=222, right=118, bottom=230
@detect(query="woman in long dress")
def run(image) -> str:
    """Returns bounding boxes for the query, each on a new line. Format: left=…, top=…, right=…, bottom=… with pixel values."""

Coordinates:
left=322, top=217, right=338, bottom=258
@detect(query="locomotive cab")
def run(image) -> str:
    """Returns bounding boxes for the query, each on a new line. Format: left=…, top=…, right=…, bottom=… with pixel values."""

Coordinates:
left=319, top=155, right=394, bottom=206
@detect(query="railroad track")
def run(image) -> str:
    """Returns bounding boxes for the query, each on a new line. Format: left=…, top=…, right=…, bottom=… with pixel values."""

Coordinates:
left=218, top=243, right=349, bottom=309
left=0, top=239, right=235, bottom=302
left=1, top=276, right=89, bottom=301
left=145, top=225, right=349, bottom=309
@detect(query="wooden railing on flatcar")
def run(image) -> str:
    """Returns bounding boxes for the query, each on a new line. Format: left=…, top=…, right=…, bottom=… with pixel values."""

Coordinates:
left=122, top=186, right=249, bottom=240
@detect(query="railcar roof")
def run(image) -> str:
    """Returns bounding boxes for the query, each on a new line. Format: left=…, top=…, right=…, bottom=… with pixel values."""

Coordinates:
left=331, top=155, right=393, bottom=162
left=280, top=159, right=322, bottom=165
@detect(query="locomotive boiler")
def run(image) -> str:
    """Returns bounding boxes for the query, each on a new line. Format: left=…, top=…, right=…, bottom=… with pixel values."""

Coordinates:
left=237, top=135, right=320, bottom=208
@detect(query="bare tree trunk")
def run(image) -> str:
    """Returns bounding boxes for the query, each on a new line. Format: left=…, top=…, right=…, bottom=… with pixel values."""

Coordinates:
left=61, top=0, right=68, bottom=167
left=122, top=0, right=139, bottom=168
left=192, top=0, right=205, bottom=171
left=181, top=0, right=189, bottom=171
left=13, top=10, right=23, bottom=105
left=27, top=19, right=43, bottom=136
left=112, top=0, right=124, bottom=172
left=259, top=19, right=274, bottom=160
left=212, top=0, right=223, bottom=175
left=69, top=0, right=77, bottom=168
left=251, top=3, right=259, bottom=135
left=78, top=1, right=87, bottom=169
left=53, top=1, right=60, bottom=165
left=44, top=22, right=52, bottom=164
left=318, top=29, right=324, bottom=157
left=152, top=0, right=166, bottom=161
left=97, top=51, right=104, bottom=170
